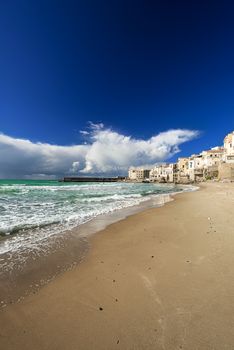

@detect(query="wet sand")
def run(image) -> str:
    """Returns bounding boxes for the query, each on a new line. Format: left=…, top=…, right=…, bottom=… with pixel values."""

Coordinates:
left=0, top=191, right=174, bottom=306
left=1, top=182, right=234, bottom=349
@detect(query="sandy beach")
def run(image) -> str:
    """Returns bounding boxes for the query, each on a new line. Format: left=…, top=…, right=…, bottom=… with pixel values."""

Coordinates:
left=1, top=182, right=234, bottom=349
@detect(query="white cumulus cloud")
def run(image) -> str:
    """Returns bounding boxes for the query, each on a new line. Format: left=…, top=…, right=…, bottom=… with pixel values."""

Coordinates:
left=0, top=125, right=199, bottom=178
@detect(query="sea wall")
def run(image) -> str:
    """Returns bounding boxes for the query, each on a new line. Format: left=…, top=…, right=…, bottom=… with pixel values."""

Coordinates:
left=218, top=163, right=234, bottom=181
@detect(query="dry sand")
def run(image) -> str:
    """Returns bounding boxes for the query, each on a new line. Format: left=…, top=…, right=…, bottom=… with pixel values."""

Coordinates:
left=0, top=182, right=234, bottom=350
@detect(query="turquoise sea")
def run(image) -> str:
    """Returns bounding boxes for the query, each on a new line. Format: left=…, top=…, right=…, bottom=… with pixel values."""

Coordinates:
left=0, top=179, right=188, bottom=259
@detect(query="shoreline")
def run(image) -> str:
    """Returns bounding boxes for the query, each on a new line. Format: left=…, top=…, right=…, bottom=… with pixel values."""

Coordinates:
left=1, top=182, right=234, bottom=349
left=0, top=185, right=194, bottom=307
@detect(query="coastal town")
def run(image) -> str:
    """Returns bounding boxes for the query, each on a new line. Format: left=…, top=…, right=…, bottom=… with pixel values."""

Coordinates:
left=128, top=130, right=234, bottom=183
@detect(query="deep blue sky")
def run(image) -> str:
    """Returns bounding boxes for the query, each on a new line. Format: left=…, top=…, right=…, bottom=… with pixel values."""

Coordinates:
left=0, top=0, right=234, bottom=159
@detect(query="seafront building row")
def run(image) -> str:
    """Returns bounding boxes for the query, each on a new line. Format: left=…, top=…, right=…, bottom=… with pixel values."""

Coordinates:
left=128, top=131, right=234, bottom=183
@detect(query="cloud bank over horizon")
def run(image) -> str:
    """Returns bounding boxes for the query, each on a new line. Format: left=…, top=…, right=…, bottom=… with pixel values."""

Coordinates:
left=0, top=124, right=199, bottom=179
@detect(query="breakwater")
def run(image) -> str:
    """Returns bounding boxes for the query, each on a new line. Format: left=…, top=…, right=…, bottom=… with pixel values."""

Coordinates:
left=61, top=177, right=125, bottom=182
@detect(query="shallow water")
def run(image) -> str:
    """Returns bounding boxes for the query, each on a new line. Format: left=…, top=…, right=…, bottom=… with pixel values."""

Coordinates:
left=0, top=180, right=185, bottom=253
left=0, top=179, right=195, bottom=306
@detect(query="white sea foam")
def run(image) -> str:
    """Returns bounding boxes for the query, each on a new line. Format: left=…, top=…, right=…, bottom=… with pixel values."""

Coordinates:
left=0, top=180, right=193, bottom=271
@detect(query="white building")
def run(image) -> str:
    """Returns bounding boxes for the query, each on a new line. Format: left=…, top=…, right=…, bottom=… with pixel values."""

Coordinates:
left=187, top=154, right=204, bottom=182
left=223, top=131, right=234, bottom=163
left=201, top=147, right=224, bottom=168
left=128, top=168, right=150, bottom=181
left=218, top=131, right=234, bottom=181
left=128, top=132, right=233, bottom=184
left=149, top=163, right=175, bottom=183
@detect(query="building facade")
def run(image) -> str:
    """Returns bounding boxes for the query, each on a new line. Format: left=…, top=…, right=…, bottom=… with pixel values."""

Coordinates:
left=187, top=155, right=204, bottom=182
left=200, top=147, right=224, bottom=179
left=128, top=168, right=150, bottom=181
left=176, top=157, right=190, bottom=183
left=149, top=163, right=175, bottom=183
left=223, top=131, right=234, bottom=163
left=128, top=131, right=234, bottom=183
